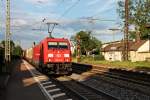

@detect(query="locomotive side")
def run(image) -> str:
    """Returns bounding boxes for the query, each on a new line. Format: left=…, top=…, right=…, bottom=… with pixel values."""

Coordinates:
left=25, top=37, right=72, bottom=74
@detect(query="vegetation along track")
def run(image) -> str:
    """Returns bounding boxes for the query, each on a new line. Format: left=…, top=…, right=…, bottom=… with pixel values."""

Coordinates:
left=51, top=75, right=119, bottom=100
left=72, top=63, right=150, bottom=100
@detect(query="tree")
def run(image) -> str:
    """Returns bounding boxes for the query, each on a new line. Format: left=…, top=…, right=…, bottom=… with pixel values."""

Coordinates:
left=0, top=40, right=23, bottom=58
left=13, top=45, right=23, bottom=58
left=1, top=40, right=15, bottom=54
left=71, top=31, right=101, bottom=56
left=117, top=0, right=150, bottom=39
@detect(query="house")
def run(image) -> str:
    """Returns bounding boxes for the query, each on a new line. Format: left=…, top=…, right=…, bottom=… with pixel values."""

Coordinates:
left=101, top=40, right=150, bottom=62
left=130, top=40, right=150, bottom=62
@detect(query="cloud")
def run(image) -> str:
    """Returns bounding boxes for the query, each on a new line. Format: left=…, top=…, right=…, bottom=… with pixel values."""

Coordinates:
left=88, top=0, right=123, bottom=17
left=26, top=0, right=51, bottom=4
left=24, top=0, right=58, bottom=9
left=12, top=19, right=27, bottom=27
left=87, top=0, right=100, bottom=6
left=94, top=0, right=116, bottom=14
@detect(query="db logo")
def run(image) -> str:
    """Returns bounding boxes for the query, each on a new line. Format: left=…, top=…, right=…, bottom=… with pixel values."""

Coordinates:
left=56, top=54, right=61, bottom=57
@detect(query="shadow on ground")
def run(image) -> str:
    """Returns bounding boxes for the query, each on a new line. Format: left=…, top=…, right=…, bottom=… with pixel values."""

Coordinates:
left=0, top=59, right=46, bottom=100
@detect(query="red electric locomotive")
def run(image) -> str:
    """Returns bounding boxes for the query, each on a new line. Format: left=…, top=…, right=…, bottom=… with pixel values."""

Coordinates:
left=31, top=37, right=72, bottom=74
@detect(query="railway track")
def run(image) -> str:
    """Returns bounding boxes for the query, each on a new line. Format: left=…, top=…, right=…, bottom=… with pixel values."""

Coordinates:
left=93, top=65, right=150, bottom=82
left=80, top=76, right=150, bottom=100
left=91, top=69, right=150, bottom=87
left=72, top=63, right=150, bottom=86
left=52, top=76, right=119, bottom=100
left=72, top=63, right=150, bottom=100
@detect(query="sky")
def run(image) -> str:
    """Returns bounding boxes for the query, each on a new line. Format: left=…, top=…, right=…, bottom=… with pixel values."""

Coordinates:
left=0, top=0, right=124, bottom=49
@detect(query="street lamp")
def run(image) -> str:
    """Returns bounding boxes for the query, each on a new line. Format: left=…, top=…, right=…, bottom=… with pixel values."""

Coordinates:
left=108, top=28, right=121, bottom=42
left=108, top=28, right=121, bottom=61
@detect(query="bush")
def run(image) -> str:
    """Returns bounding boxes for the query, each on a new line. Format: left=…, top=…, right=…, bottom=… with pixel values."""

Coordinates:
left=80, top=54, right=104, bottom=61
left=93, top=55, right=104, bottom=60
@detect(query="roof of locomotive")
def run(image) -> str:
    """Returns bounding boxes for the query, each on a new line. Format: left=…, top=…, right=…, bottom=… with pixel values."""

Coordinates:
left=31, top=37, right=70, bottom=49
left=40, top=37, right=69, bottom=43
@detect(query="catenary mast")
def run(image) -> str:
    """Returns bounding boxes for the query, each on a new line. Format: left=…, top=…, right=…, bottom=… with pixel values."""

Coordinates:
left=5, top=0, right=11, bottom=62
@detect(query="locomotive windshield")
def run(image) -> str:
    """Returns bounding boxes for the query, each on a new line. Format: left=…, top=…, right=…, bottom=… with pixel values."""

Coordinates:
left=48, top=42, right=68, bottom=49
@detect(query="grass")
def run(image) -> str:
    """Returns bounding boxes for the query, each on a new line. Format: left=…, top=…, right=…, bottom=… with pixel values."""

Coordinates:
left=72, top=57, right=150, bottom=70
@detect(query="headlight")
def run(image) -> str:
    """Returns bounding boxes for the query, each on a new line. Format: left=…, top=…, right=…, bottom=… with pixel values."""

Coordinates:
left=48, top=54, right=53, bottom=57
left=64, top=54, right=69, bottom=57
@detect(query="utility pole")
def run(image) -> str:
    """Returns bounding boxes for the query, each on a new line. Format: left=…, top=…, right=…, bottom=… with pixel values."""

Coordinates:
left=5, top=0, right=11, bottom=62
left=123, top=0, right=129, bottom=61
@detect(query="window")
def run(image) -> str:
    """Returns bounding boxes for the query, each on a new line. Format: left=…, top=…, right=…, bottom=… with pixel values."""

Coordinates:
left=48, top=42, right=57, bottom=49
left=59, top=42, right=68, bottom=49
left=48, top=42, right=68, bottom=49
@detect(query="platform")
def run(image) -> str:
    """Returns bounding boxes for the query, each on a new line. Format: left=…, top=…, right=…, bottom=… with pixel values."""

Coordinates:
left=0, top=60, right=47, bottom=100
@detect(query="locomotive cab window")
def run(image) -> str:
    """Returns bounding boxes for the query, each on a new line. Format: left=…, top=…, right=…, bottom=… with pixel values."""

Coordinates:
left=48, top=42, right=68, bottom=49
left=48, top=42, right=57, bottom=49
left=59, top=42, right=68, bottom=49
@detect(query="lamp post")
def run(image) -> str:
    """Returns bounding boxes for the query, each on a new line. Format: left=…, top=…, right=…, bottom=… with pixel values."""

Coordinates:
left=108, top=28, right=121, bottom=42
left=108, top=28, right=121, bottom=61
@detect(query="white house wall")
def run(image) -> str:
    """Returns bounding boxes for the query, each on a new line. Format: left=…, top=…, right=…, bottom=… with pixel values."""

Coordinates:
left=130, top=51, right=150, bottom=62
left=138, top=40, right=150, bottom=52
left=129, top=40, right=150, bottom=62
left=103, top=51, right=122, bottom=61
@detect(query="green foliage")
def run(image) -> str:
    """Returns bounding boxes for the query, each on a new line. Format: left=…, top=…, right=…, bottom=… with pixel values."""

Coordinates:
left=1, top=40, right=15, bottom=48
left=1, top=40, right=15, bottom=54
left=82, top=55, right=104, bottom=61
left=117, top=0, right=150, bottom=39
left=0, top=40, right=23, bottom=58
left=0, top=47, right=4, bottom=64
left=129, top=31, right=136, bottom=40
left=71, top=31, right=102, bottom=55
left=93, top=55, right=104, bottom=60
left=13, top=45, right=23, bottom=57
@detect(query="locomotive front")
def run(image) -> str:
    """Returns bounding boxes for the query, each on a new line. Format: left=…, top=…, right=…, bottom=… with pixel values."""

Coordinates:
left=44, top=38, right=72, bottom=74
